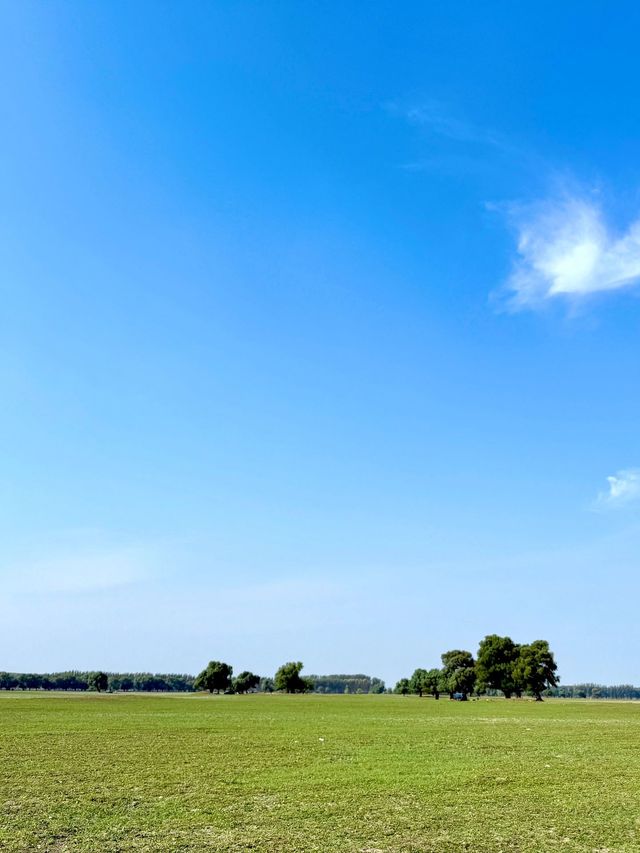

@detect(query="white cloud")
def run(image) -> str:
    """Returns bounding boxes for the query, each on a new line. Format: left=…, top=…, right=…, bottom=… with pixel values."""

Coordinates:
left=597, top=469, right=640, bottom=508
left=505, top=196, right=640, bottom=309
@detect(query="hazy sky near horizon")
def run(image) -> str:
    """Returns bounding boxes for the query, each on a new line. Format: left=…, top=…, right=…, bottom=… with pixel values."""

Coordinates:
left=2, top=2, right=640, bottom=685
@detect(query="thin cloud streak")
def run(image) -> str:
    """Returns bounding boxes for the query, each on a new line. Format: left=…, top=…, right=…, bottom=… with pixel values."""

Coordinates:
left=395, top=99, right=533, bottom=166
left=504, top=195, right=640, bottom=309
left=402, top=101, right=509, bottom=150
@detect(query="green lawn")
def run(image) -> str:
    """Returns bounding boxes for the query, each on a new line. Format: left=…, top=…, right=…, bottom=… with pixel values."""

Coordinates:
left=1, top=693, right=639, bottom=852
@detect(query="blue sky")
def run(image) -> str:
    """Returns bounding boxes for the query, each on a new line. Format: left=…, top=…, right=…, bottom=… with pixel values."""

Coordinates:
left=2, top=2, right=640, bottom=684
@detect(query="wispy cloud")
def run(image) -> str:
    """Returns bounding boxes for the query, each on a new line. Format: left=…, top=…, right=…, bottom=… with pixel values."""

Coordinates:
left=392, top=98, right=542, bottom=185
left=404, top=102, right=502, bottom=146
left=504, top=195, right=640, bottom=309
left=596, top=469, right=640, bottom=508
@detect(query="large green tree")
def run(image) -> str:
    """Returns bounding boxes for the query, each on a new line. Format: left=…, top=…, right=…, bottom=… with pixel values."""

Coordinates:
left=194, top=660, right=233, bottom=694
left=512, top=640, right=558, bottom=701
left=233, top=671, right=260, bottom=694
left=441, top=649, right=476, bottom=699
left=88, top=671, right=108, bottom=692
left=476, top=635, right=520, bottom=698
left=274, top=661, right=313, bottom=693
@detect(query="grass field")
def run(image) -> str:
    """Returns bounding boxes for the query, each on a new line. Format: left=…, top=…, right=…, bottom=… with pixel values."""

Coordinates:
left=1, top=693, right=640, bottom=852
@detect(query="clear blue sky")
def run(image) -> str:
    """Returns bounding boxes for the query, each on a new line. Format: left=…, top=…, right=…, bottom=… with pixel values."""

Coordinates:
left=2, top=2, right=640, bottom=685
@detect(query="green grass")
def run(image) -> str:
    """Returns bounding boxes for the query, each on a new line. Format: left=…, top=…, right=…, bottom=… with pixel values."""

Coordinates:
left=1, top=693, right=640, bottom=851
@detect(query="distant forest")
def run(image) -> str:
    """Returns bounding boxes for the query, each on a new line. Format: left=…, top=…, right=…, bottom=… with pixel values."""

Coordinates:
left=307, top=674, right=385, bottom=694
left=0, top=672, right=196, bottom=693
left=546, top=684, right=640, bottom=700
left=0, top=671, right=386, bottom=694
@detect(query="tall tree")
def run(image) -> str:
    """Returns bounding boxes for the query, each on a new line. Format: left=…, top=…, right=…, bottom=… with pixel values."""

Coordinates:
left=512, top=640, right=558, bottom=701
left=441, top=649, right=476, bottom=699
left=274, top=661, right=313, bottom=693
left=476, top=635, right=520, bottom=698
left=194, top=661, right=233, bottom=694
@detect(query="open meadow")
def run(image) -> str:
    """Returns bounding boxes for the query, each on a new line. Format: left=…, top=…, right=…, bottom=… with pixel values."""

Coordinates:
left=1, top=693, right=640, bottom=852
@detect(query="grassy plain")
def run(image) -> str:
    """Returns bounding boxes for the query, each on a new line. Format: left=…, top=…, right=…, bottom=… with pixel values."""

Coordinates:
left=1, top=692, right=639, bottom=852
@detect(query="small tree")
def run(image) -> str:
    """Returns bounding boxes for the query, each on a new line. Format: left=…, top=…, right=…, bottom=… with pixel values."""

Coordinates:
left=394, top=678, right=411, bottom=695
left=233, top=671, right=260, bottom=694
left=194, top=661, right=233, bottom=694
left=512, top=640, right=558, bottom=701
left=425, top=668, right=444, bottom=699
left=259, top=676, right=274, bottom=693
left=88, top=671, right=108, bottom=692
left=274, top=661, right=313, bottom=693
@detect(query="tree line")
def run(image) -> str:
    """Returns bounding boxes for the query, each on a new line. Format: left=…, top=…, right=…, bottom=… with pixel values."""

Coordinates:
left=394, top=636, right=559, bottom=701
left=0, top=665, right=386, bottom=695
left=0, top=671, right=195, bottom=692
left=2, top=638, right=558, bottom=699
left=16, top=642, right=640, bottom=701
